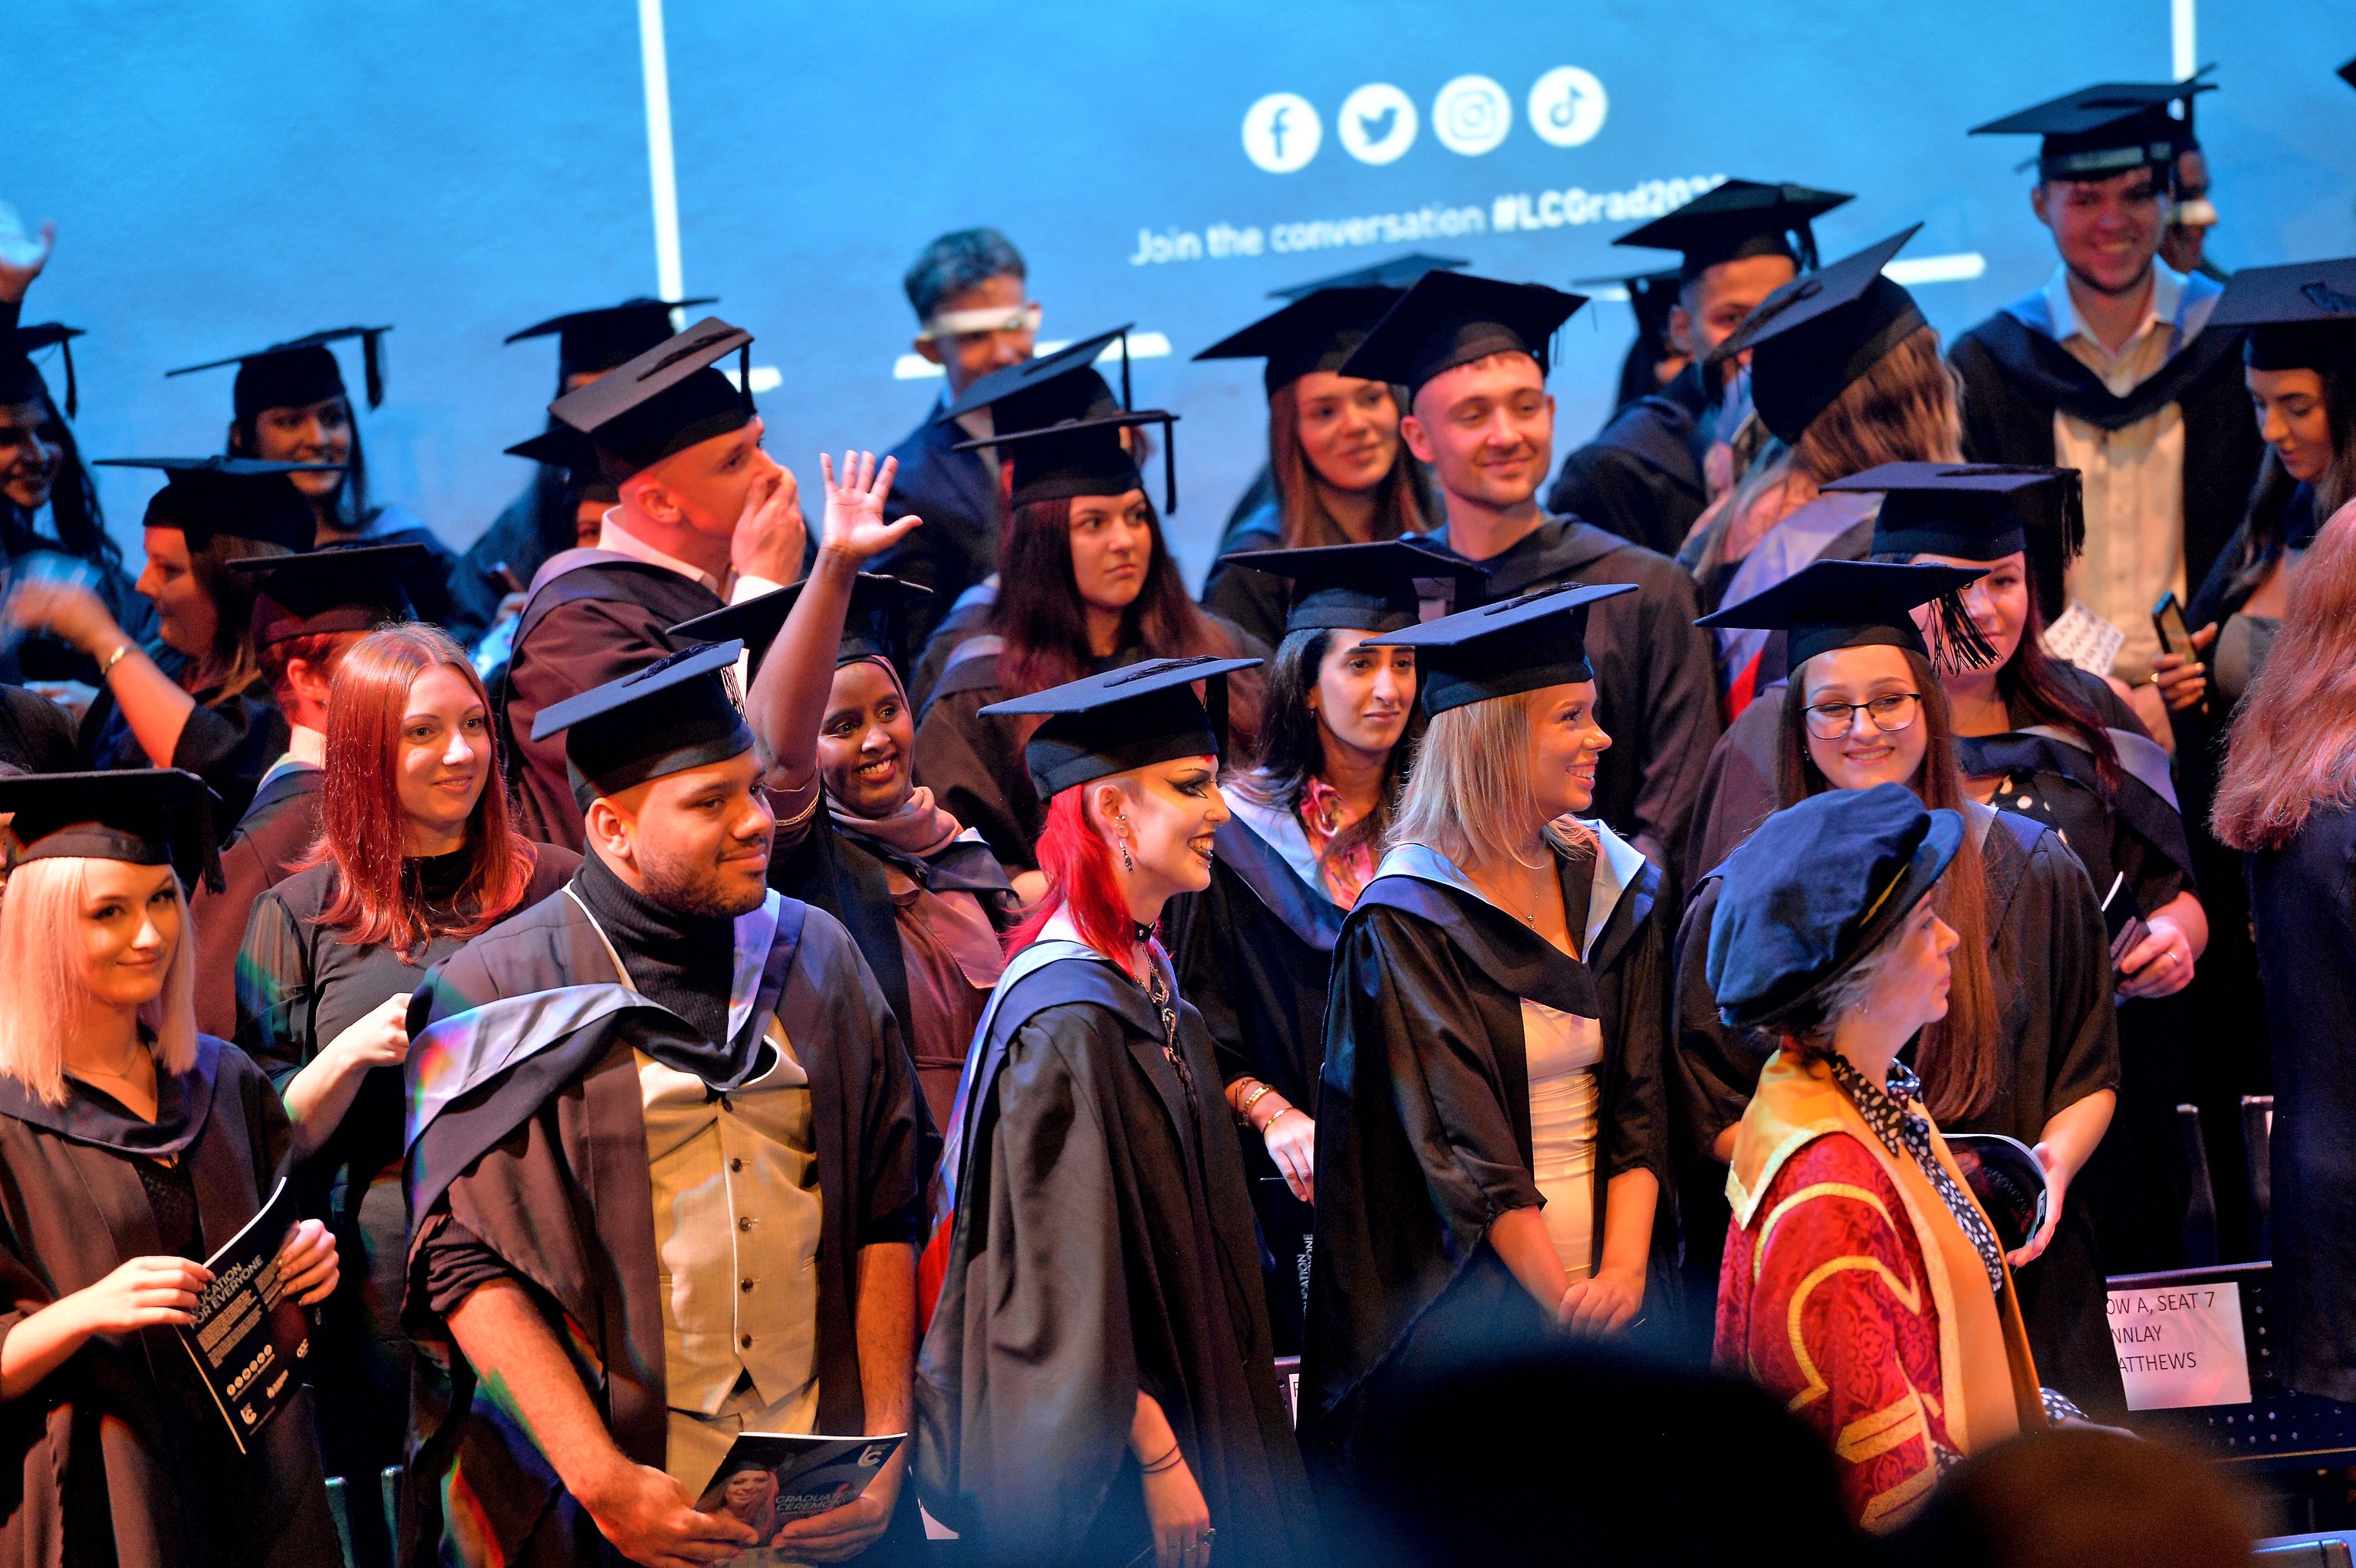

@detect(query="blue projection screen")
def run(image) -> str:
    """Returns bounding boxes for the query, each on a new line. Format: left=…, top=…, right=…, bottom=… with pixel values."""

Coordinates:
left=17, top=0, right=2356, bottom=581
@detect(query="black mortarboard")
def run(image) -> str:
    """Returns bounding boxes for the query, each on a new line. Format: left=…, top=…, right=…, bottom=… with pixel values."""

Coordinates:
left=1705, top=783, right=1964, bottom=1029
left=506, top=297, right=719, bottom=387
left=1195, top=288, right=1407, bottom=396
left=1362, top=580, right=1634, bottom=716
left=542, top=317, right=755, bottom=481
left=0, top=322, right=82, bottom=416
left=168, top=326, right=390, bottom=420
left=504, top=423, right=599, bottom=474
left=667, top=572, right=933, bottom=674
left=1612, top=179, right=1853, bottom=280
left=1338, top=271, right=1588, bottom=396
left=0, top=767, right=224, bottom=892
left=1268, top=253, right=1470, bottom=300
left=228, top=541, right=430, bottom=646
left=979, top=655, right=1260, bottom=800
left=2341, top=55, right=2356, bottom=92
left=91, top=456, right=336, bottom=553
left=1970, top=79, right=2211, bottom=186
left=1697, top=557, right=1996, bottom=672
left=1712, top=226, right=1927, bottom=445
left=1218, top=540, right=1489, bottom=636
left=940, top=327, right=1180, bottom=511
left=2206, top=258, right=2356, bottom=373
left=1825, top=461, right=2067, bottom=560
left=530, top=639, right=754, bottom=808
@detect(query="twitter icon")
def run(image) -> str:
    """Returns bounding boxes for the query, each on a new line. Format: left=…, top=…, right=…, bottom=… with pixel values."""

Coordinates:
left=1338, top=83, right=1418, bottom=166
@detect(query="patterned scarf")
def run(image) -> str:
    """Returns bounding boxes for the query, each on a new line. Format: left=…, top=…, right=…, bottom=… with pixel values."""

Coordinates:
left=1827, top=1055, right=2008, bottom=1295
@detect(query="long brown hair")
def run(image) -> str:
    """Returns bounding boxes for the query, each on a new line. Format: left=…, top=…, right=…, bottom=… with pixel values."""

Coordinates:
left=311, top=624, right=540, bottom=958
left=184, top=533, right=291, bottom=702
left=1774, top=647, right=2000, bottom=1123
left=1237, top=626, right=1412, bottom=879
left=1718, top=325, right=1963, bottom=564
left=2214, top=499, right=2356, bottom=851
left=1266, top=379, right=1436, bottom=548
left=995, top=494, right=1234, bottom=696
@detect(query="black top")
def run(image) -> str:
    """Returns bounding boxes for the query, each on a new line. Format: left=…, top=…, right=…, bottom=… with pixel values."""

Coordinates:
left=1545, top=360, right=1710, bottom=558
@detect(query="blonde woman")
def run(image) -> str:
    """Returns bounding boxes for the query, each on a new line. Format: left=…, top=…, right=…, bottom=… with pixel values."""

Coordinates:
left=1300, top=583, right=1672, bottom=1482
left=0, top=768, right=341, bottom=1568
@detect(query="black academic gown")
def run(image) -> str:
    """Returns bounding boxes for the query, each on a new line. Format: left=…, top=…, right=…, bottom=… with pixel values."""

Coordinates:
left=1301, top=831, right=1675, bottom=1481
left=1417, top=514, right=1721, bottom=886
left=81, top=646, right=288, bottom=829
left=449, top=469, right=574, bottom=646
left=0, top=1037, right=341, bottom=1568
left=1196, top=502, right=1288, bottom=653
left=0, top=682, right=77, bottom=771
left=914, top=941, right=1315, bottom=1567
left=1162, top=801, right=1351, bottom=1351
left=1545, top=361, right=1710, bottom=559
left=1668, top=805, right=2127, bottom=1415
left=400, top=884, right=927, bottom=1568
left=2247, top=803, right=2356, bottom=1401
left=498, top=547, right=725, bottom=851
left=192, top=763, right=325, bottom=1040
left=1948, top=303, right=2263, bottom=597
left=872, top=406, right=1003, bottom=650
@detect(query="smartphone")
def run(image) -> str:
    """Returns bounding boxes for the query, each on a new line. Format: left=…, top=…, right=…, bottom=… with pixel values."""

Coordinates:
left=2150, top=592, right=2210, bottom=718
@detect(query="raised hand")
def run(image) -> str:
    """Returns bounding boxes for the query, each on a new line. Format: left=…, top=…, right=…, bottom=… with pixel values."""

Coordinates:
left=0, top=204, right=54, bottom=306
left=816, top=449, right=923, bottom=566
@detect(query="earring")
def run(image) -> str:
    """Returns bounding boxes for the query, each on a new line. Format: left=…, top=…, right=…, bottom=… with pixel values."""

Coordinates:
left=1119, top=838, right=1135, bottom=873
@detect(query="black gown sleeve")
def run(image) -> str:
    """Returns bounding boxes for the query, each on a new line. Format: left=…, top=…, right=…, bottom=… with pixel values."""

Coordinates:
left=1664, top=880, right=1760, bottom=1164
left=1162, top=872, right=1255, bottom=1093
left=913, top=683, right=1039, bottom=873
left=170, top=686, right=286, bottom=822
left=1601, top=885, right=1674, bottom=1190
left=233, top=887, right=318, bottom=1092
left=2021, top=832, right=2122, bottom=1122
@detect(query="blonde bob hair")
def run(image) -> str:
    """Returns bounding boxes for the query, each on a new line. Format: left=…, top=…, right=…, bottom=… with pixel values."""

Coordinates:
left=1387, top=688, right=1596, bottom=871
left=0, top=856, right=197, bottom=1106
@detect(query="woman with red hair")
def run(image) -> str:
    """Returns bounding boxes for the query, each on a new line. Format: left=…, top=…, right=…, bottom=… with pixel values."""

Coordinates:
left=2213, top=497, right=2356, bottom=1406
left=917, top=659, right=1313, bottom=1568
left=231, top=623, right=576, bottom=1562
left=910, top=344, right=1262, bottom=895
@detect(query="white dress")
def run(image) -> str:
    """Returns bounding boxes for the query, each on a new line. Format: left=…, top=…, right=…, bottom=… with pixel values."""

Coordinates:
left=1522, top=999, right=1604, bottom=1280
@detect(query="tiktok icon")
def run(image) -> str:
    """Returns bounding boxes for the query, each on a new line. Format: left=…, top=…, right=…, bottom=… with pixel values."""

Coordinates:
left=1242, top=93, right=1322, bottom=174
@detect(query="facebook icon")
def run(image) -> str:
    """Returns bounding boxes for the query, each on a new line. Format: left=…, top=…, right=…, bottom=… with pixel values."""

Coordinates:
left=1243, top=92, right=1321, bottom=173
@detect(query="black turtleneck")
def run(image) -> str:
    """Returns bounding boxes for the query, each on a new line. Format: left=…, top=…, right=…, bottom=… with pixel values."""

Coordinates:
left=571, top=850, right=736, bottom=1046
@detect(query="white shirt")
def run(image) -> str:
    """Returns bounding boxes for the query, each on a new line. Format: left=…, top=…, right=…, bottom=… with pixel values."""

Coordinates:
left=2042, top=262, right=2191, bottom=679
left=597, top=509, right=784, bottom=605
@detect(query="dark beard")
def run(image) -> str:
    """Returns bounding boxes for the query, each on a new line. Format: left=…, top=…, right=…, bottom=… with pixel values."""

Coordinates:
left=638, top=847, right=768, bottom=919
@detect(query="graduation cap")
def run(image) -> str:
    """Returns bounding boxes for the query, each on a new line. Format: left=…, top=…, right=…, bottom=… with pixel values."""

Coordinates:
left=1217, top=540, right=1490, bottom=636
left=1338, top=271, right=1588, bottom=397
left=1362, top=580, right=1634, bottom=717
left=1711, top=226, right=1927, bottom=445
left=979, top=654, right=1260, bottom=800
left=1706, top=783, right=1964, bottom=1030
left=168, top=325, right=391, bottom=420
left=1970, top=77, right=2212, bottom=186
left=667, top=572, right=933, bottom=675
left=541, top=316, right=755, bottom=481
left=506, top=297, right=719, bottom=387
left=0, top=767, right=223, bottom=892
left=1196, top=288, right=1409, bottom=395
left=1696, top=557, right=1996, bottom=674
left=2206, top=257, right=2356, bottom=373
left=1266, top=253, right=1469, bottom=300
left=227, top=541, right=431, bottom=646
left=0, top=322, right=83, bottom=416
left=939, top=326, right=1180, bottom=511
left=2341, top=55, right=2356, bottom=93
left=91, top=455, right=337, bottom=553
left=1821, top=462, right=2062, bottom=557
left=530, top=639, right=755, bottom=809
left=1611, top=179, right=1854, bottom=280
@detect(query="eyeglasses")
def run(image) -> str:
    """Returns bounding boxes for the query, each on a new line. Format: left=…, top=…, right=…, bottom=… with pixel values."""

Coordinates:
left=1802, top=692, right=1922, bottom=741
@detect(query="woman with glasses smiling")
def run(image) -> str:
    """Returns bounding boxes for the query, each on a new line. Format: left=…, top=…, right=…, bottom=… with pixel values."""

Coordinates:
left=1677, top=557, right=2124, bottom=1418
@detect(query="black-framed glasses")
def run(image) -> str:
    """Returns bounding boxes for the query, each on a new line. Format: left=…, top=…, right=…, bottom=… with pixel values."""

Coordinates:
left=1802, top=692, right=1922, bottom=740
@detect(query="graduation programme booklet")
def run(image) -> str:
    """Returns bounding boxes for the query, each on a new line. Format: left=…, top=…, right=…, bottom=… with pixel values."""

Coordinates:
left=693, top=1432, right=906, bottom=1550
left=175, top=1177, right=314, bottom=1453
